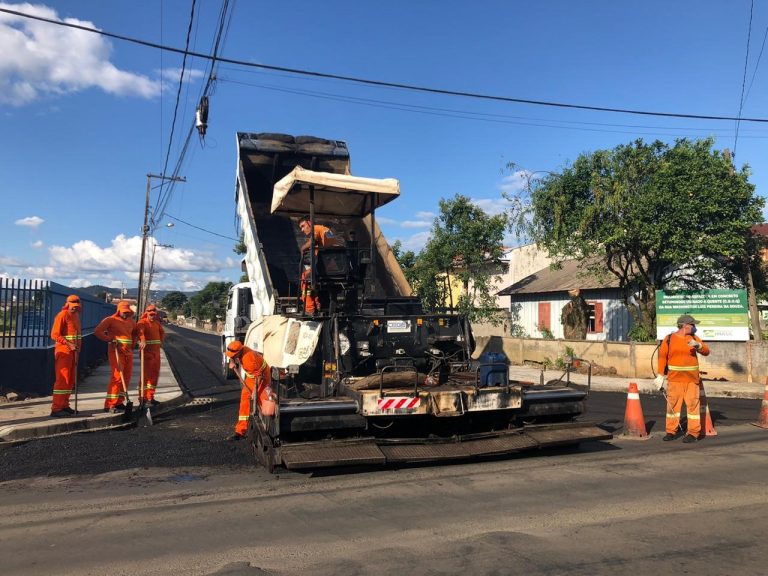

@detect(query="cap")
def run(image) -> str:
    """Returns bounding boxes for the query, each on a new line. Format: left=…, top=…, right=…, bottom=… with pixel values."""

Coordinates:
left=226, top=340, right=244, bottom=358
left=677, top=314, right=699, bottom=326
left=66, top=295, right=81, bottom=308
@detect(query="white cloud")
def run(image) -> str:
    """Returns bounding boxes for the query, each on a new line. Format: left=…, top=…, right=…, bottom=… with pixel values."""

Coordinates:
left=471, top=197, right=509, bottom=216
left=46, top=234, right=224, bottom=275
left=498, top=170, right=536, bottom=195
left=14, top=215, right=44, bottom=228
left=159, top=66, right=204, bottom=85
left=31, top=239, right=44, bottom=248
left=0, top=255, right=23, bottom=266
left=397, top=231, right=431, bottom=252
left=415, top=211, right=435, bottom=219
left=401, top=220, right=431, bottom=229
left=0, top=3, right=160, bottom=105
left=376, top=216, right=398, bottom=225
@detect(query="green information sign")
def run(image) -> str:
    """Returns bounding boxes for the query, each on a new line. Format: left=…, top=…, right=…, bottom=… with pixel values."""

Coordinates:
left=655, top=289, right=749, bottom=341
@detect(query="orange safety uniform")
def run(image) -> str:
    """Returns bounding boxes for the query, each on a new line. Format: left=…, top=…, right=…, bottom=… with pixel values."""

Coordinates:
left=230, top=344, right=272, bottom=437
left=300, top=267, right=320, bottom=314
left=658, top=332, right=710, bottom=437
left=50, top=295, right=82, bottom=413
left=137, top=305, right=165, bottom=402
left=95, top=301, right=138, bottom=410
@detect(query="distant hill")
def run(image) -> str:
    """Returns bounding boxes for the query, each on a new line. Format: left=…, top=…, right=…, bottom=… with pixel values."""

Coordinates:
left=78, top=285, right=197, bottom=302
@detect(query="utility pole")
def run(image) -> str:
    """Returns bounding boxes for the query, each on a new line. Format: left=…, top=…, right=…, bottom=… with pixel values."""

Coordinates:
left=146, top=242, right=174, bottom=302
left=137, top=173, right=185, bottom=313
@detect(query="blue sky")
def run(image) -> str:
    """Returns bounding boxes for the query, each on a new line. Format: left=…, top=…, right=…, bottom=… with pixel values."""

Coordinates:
left=1, top=0, right=767, bottom=293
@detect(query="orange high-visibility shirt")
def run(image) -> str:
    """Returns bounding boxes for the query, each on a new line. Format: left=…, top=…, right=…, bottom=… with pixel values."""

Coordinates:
left=50, top=307, right=82, bottom=353
left=658, top=332, right=710, bottom=385
left=137, top=317, right=165, bottom=348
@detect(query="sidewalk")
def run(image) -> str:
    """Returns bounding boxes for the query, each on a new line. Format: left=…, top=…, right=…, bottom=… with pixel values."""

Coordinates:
left=0, top=349, right=187, bottom=444
left=507, top=364, right=765, bottom=399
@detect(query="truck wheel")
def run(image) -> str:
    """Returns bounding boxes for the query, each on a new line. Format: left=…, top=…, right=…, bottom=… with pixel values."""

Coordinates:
left=221, top=349, right=235, bottom=380
left=250, top=419, right=276, bottom=473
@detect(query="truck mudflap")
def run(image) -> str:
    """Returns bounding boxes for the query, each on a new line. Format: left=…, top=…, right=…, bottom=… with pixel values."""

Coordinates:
left=273, top=422, right=612, bottom=471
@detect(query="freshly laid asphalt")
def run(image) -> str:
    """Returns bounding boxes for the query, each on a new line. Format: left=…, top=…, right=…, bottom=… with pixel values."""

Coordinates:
left=1, top=336, right=765, bottom=445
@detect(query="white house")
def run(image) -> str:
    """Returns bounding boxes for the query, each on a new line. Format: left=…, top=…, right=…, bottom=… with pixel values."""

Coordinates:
left=497, top=259, right=633, bottom=341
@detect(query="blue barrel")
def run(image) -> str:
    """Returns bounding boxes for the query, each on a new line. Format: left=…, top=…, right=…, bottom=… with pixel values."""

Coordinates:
left=479, top=351, right=508, bottom=387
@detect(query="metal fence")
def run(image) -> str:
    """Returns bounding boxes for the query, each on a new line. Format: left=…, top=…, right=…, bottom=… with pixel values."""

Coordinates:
left=0, top=278, right=115, bottom=348
left=0, top=278, right=118, bottom=396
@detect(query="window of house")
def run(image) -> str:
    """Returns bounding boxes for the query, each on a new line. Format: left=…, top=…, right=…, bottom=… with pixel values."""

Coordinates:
left=587, top=301, right=604, bottom=333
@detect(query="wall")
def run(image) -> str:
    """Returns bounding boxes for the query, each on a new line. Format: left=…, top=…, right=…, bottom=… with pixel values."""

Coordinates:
left=474, top=335, right=768, bottom=383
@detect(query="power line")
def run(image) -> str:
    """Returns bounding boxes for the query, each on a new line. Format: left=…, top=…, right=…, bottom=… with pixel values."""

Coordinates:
left=159, top=0, right=197, bottom=210
left=220, top=76, right=768, bottom=139
left=734, top=0, right=755, bottom=156
left=3, top=5, right=768, bottom=124
left=165, top=213, right=239, bottom=241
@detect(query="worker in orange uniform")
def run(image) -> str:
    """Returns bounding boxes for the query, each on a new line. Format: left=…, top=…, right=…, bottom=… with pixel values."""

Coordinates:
left=298, top=214, right=342, bottom=254
left=300, top=264, right=320, bottom=314
left=137, top=304, right=165, bottom=406
left=655, top=314, right=710, bottom=443
left=49, top=294, right=82, bottom=417
left=225, top=340, right=272, bottom=441
left=95, top=301, right=138, bottom=413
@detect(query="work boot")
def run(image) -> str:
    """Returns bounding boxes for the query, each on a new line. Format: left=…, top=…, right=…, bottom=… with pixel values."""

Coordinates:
left=61, top=406, right=75, bottom=415
left=662, top=433, right=676, bottom=441
left=682, top=434, right=698, bottom=444
left=104, top=405, right=126, bottom=414
left=50, top=410, right=72, bottom=418
left=149, top=399, right=160, bottom=407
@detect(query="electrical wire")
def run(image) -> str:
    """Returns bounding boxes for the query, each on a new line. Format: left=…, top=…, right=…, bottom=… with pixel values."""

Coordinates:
left=158, top=0, right=197, bottom=218
left=734, top=0, right=755, bottom=156
left=3, top=5, right=768, bottom=124
left=220, top=77, right=768, bottom=139
left=165, top=213, right=239, bottom=241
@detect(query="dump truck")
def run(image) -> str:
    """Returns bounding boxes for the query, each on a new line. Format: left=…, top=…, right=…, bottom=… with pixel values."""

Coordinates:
left=223, top=132, right=611, bottom=472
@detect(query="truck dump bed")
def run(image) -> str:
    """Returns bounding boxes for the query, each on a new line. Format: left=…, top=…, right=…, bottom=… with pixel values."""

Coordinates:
left=237, top=133, right=409, bottom=301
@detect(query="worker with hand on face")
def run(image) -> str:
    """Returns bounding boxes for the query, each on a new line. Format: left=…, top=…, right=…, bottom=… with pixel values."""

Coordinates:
left=95, top=301, right=138, bottom=413
left=298, top=214, right=342, bottom=254
left=137, top=304, right=165, bottom=406
left=49, top=294, right=82, bottom=417
left=225, top=341, right=272, bottom=441
left=655, top=314, right=710, bottom=444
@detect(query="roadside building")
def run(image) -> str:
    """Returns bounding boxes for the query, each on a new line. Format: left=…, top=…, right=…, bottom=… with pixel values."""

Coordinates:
left=497, top=259, right=632, bottom=341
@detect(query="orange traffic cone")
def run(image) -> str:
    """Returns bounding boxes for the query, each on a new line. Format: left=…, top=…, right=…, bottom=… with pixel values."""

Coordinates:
left=751, top=381, right=768, bottom=429
left=622, top=382, right=649, bottom=439
left=700, top=384, right=717, bottom=437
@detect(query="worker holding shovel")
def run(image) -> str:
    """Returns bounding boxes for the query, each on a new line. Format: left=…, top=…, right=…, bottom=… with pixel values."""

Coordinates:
left=137, top=304, right=165, bottom=406
left=95, top=301, right=138, bottom=413
left=224, top=341, right=273, bottom=441
left=49, top=294, right=82, bottom=417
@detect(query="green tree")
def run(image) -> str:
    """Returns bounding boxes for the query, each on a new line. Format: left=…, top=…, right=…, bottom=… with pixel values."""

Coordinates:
left=188, top=281, right=232, bottom=322
left=161, top=291, right=188, bottom=313
left=408, top=195, right=507, bottom=322
left=233, top=233, right=247, bottom=255
left=508, top=138, right=764, bottom=337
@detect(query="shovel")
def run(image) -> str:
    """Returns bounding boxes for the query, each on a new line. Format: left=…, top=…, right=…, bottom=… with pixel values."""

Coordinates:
left=140, top=347, right=153, bottom=426
left=114, top=344, right=134, bottom=420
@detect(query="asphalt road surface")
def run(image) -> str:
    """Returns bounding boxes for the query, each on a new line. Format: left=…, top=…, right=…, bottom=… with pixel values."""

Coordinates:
left=1, top=326, right=767, bottom=575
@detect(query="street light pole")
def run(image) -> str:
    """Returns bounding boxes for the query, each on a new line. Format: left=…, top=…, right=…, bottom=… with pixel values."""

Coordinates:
left=137, top=173, right=185, bottom=313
